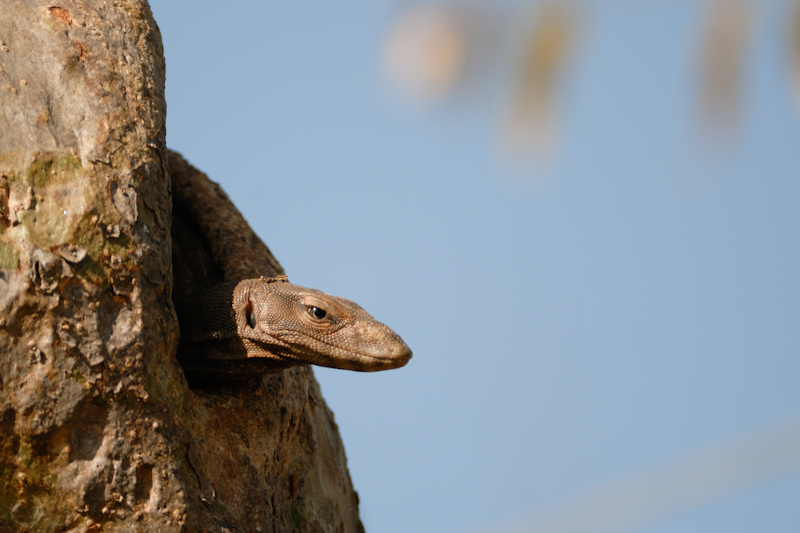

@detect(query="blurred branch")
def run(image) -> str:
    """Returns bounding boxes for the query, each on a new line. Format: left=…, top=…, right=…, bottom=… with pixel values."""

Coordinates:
left=698, top=0, right=753, bottom=132
left=471, top=414, right=800, bottom=533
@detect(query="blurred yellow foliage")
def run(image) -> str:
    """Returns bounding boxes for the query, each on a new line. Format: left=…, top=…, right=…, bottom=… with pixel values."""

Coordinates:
left=382, top=4, right=468, bottom=103
left=382, top=0, right=798, bottom=157
left=503, top=2, right=577, bottom=156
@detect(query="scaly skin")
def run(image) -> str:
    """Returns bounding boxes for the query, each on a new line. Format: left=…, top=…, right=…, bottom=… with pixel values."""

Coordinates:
left=177, top=276, right=412, bottom=378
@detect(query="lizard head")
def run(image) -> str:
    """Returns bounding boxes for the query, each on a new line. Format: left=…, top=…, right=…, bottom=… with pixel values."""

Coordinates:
left=236, top=279, right=412, bottom=371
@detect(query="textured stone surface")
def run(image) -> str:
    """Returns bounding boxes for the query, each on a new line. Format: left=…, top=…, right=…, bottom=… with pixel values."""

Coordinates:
left=0, top=2, right=363, bottom=531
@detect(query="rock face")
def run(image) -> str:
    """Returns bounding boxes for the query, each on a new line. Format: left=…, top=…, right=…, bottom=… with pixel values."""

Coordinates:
left=0, top=2, right=363, bottom=531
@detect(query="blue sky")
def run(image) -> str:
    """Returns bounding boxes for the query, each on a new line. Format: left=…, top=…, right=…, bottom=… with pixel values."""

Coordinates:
left=152, top=1, right=800, bottom=532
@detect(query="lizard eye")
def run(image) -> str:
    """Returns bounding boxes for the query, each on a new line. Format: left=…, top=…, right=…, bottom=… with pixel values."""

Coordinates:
left=307, top=306, right=327, bottom=320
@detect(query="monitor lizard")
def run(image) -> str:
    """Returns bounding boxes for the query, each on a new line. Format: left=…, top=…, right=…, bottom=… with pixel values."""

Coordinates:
left=176, top=275, right=412, bottom=379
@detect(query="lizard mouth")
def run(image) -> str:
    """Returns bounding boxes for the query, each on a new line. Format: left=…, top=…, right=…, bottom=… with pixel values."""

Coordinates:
left=271, top=335, right=412, bottom=372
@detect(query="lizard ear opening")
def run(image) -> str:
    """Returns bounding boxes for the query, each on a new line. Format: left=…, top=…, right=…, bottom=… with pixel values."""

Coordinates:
left=245, top=298, right=256, bottom=329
